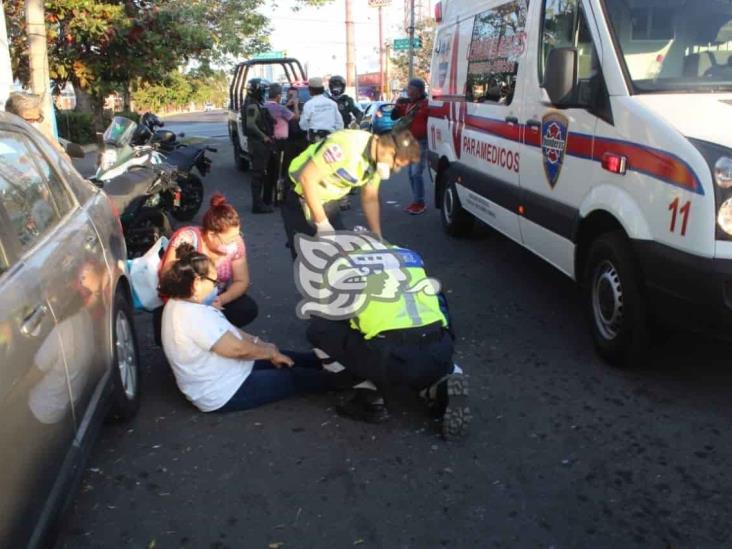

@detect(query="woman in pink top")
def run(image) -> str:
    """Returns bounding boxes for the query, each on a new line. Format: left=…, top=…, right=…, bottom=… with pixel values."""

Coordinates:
left=154, top=193, right=258, bottom=343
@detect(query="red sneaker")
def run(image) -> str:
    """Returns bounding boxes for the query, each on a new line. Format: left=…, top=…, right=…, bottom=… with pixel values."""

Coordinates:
left=404, top=202, right=418, bottom=212
left=407, top=202, right=426, bottom=215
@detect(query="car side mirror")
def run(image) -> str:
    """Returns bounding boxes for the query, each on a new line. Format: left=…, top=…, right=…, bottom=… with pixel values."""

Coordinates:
left=544, top=47, right=578, bottom=107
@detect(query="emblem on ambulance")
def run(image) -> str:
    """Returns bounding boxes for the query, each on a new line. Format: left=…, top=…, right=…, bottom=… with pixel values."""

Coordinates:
left=541, top=112, right=569, bottom=188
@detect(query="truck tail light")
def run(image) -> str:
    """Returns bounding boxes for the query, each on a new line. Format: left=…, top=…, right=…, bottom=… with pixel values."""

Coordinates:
left=601, top=152, right=627, bottom=175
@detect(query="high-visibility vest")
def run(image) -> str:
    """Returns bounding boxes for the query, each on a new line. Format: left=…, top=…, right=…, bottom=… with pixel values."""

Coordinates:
left=349, top=248, right=447, bottom=340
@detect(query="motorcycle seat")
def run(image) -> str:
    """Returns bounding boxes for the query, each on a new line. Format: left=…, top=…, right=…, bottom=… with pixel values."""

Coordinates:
left=164, top=147, right=201, bottom=172
left=103, top=167, right=159, bottom=213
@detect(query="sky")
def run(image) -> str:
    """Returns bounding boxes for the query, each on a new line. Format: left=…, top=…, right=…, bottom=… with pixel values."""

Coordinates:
left=263, top=0, right=426, bottom=78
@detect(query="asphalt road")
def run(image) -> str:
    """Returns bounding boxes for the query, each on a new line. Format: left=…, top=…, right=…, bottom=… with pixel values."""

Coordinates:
left=60, top=111, right=732, bottom=548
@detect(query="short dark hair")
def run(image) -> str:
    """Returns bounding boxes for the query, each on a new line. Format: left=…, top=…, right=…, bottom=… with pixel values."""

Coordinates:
left=158, top=243, right=211, bottom=299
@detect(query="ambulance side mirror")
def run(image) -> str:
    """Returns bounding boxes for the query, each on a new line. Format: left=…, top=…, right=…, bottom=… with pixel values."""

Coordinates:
left=544, top=48, right=578, bottom=107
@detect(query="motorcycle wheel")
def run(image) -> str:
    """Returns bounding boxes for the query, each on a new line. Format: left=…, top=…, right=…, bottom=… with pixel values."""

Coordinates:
left=172, top=174, right=204, bottom=221
left=126, top=210, right=172, bottom=259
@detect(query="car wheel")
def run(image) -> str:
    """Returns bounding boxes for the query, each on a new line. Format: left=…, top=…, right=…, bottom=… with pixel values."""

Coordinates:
left=441, top=177, right=474, bottom=237
left=108, top=291, right=141, bottom=421
left=233, top=135, right=250, bottom=172
left=583, top=232, right=648, bottom=367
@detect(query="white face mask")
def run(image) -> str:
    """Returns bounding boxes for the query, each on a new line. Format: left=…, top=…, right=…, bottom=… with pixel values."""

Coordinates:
left=376, top=162, right=391, bottom=180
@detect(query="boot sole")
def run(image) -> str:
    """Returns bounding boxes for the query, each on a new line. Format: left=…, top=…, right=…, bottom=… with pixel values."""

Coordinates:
left=442, top=375, right=471, bottom=440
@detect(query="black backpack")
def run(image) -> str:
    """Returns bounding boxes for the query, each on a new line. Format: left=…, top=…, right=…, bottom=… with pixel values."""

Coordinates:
left=242, top=101, right=275, bottom=139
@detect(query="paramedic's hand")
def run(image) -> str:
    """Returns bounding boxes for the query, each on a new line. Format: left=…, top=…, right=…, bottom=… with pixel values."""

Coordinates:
left=270, top=348, right=295, bottom=368
left=314, top=218, right=335, bottom=236
left=264, top=136, right=272, bottom=144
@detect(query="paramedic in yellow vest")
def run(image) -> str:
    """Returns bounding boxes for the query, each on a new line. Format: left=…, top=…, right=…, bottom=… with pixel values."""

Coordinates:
left=282, top=129, right=420, bottom=258
left=305, top=245, right=470, bottom=439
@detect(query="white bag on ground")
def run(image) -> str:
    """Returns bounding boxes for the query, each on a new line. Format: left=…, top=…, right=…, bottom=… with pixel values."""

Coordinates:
left=127, top=237, right=168, bottom=311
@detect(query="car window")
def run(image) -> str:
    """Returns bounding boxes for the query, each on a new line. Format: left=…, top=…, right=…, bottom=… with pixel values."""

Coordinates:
left=0, top=231, right=10, bottom=275
left=0, top=130, right=69, bottom=252
left=25, top=136, right=76, bottom=214
left=465, top=0, right=529, bottom=105
left=541, top=0, right=599, bottom=83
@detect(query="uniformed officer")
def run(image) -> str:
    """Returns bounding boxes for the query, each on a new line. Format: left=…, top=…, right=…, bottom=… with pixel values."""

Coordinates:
left=243, top=78, right=276, bottom=213
left=281, top=129, right=421, bottom=257
left=328, top=75, right=363, bottom=128
left=306, top=244, right=470, bottom=439
left=299, top=77, right=343, bottom=143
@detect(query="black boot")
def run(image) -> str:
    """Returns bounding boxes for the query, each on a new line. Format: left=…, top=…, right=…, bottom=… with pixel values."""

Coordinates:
left=251, top=177, right=273, bottom=213
left=336, top=389, right=390, bottom=424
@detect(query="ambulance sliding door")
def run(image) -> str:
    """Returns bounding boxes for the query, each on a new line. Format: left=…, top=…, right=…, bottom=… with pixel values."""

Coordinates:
left=453, top=0, right=530, bottom=245
left=517, top=0, right=601, bottom=277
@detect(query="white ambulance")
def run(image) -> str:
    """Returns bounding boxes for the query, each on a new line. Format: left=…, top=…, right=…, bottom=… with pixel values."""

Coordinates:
left=428, top=0, right=732, bottom=365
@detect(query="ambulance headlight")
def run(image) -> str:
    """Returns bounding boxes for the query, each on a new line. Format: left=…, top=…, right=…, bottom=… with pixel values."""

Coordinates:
left=714, top=157, right=732, bottom=189
left=717, top=198, right=732, bottom=235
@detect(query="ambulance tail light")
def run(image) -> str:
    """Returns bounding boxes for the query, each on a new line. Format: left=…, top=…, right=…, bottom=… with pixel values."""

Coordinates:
left=601, top=152, right=627, bottom=175
left=434, top=2, right=443, bottom=22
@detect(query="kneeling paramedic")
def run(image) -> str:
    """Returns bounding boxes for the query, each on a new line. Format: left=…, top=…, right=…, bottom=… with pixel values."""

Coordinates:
left=305, top=243, right=470, bottom=439
left=282, top=129, right=420, bottom=258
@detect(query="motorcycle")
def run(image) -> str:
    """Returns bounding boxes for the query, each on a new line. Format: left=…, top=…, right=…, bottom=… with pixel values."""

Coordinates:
left=132, top=112, right=217, bottom=221
left=94, top=115, right=209, bottom=221
left=102, top=164, right=177, bottom=258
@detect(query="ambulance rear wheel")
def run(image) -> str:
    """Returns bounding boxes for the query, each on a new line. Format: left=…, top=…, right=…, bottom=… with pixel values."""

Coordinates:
left=583, top=232, right=649, bottom=367
left=441, top=179, right=474, bottom=237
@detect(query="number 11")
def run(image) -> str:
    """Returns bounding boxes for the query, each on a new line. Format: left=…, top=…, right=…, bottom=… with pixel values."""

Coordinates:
left=668, top=197, right=691, bottom=236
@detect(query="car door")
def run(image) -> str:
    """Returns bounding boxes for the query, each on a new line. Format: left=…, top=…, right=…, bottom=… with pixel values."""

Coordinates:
left=517, top=0, right=603, bottom=276
left=0, top=133, right=76, bottom=546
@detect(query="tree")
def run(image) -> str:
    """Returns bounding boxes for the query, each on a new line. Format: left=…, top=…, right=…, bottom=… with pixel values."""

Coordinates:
left=390, top=19, right=435, bottom=88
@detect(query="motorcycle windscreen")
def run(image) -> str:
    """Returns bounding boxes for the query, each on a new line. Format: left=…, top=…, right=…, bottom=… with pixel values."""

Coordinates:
left=103, top=117, right=138, bottom=147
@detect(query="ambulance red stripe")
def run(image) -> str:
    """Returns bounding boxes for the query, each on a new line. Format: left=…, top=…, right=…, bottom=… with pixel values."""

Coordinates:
left=428, top=105, right=704, bottom=195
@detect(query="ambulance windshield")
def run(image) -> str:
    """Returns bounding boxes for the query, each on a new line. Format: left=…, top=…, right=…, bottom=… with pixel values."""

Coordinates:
left=605, top=0, right=732, bottom=93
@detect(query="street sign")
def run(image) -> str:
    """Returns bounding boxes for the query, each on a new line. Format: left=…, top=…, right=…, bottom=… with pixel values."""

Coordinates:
left=393, top=37, right=421, bottom=51
left=252, top=51, right=285, bottom=59
left=368, top=0, right=391, bottom=7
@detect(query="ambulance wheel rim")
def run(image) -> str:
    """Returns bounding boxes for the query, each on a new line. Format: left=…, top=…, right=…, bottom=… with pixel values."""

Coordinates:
left=592, top=260, right=623, bottom=341
left=443, top=186, right=455, bottom=223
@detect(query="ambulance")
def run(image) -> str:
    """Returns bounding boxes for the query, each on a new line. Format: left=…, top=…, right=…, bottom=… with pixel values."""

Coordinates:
left=427, top=0, right=732, bottom=365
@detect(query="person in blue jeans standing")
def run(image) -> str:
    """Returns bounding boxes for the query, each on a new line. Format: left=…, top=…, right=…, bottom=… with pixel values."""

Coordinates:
left=159, top=243, right=339, bottom=412
left=391, top=78, right=430, bottom=215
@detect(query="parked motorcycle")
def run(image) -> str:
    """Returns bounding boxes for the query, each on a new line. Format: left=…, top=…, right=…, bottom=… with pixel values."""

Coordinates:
left=93, top=115, right=208, bottom=221
left=101, top=165, right=177, bottom=258
left=133, top=112, right=217, bottom=221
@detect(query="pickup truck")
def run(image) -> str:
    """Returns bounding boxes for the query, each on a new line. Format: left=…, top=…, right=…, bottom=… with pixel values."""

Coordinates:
left=227, top=57, right=307, bottom=171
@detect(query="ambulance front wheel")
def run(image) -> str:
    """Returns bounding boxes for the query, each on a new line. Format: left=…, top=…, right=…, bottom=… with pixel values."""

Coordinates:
left=583, top=232, right=649, bottom=367
left=441, top=179, right=474, bottom=237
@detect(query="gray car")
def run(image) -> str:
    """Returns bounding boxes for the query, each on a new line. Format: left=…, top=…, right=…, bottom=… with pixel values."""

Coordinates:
left=0, top=112, right=141, bottom=547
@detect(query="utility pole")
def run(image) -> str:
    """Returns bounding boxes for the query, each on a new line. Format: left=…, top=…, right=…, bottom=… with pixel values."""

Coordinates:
left=345, top=0, right=356, bottom=97
left=407, top=0, right=415, bottom=82
left=25, top=0, right=54, bottom=139
left=378, top=6, right=384, bottom=100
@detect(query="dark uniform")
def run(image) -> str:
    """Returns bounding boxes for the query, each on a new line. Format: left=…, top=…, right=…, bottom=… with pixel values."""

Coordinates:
left=242, top=78, right=275, bottom=213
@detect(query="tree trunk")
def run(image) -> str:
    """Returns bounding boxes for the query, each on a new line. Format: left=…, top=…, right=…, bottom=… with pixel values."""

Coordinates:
left=122, top=83, right=131, bottom=111
left=74, top=84, right=93, bottom=113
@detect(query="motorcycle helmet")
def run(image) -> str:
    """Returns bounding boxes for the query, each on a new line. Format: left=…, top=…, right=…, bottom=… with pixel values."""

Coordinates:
left=141, top=111, right=164, bottom=129
left=152, top=129, right=176, bottom=145
left=245, top=78, right=270, bottom=102
left=329, top=75, right=346, bottom=98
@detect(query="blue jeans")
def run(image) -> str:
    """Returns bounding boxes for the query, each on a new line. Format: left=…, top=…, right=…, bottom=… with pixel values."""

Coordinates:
left=407, top=139, right=428, bottom=204
left=217, top=351, right=334, bottom=412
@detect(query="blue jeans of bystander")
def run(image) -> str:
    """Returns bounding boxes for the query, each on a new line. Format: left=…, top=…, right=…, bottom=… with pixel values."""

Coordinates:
left=407, top=139, right=428, bottom=205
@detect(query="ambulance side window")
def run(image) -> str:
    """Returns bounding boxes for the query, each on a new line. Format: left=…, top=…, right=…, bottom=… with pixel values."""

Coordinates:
left=540, top=0, right=599, bottom=83
left=465, top=0, right=529, bottom=106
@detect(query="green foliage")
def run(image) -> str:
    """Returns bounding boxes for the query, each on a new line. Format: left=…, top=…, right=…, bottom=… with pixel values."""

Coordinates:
left=55, top=110, right=95, bottom=143
left=132, top=70, right=228, bottom=112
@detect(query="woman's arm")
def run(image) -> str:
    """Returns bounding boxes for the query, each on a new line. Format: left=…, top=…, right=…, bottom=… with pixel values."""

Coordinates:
left=298, top=159, right=329, bottom=225
left=361, top=183, right=382, bottom=237
left=218, top=257, right=250, bottom=305
left=212, top=331, right=293, bottom=367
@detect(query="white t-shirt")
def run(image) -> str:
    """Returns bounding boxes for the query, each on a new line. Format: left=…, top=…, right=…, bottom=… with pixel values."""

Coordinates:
left=300, top=94, right=344, bottom=133
left=161, top=299, right=253, bottom=412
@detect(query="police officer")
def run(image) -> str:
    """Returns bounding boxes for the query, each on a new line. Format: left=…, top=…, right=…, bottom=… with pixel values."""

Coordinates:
left=306, top=244, right=470, bottom=439
left=299, top=77, right=343, bottom=143
left=281, top=129, right=421, bottom=257
left=328, top=75, right=363, bottom=128
left=243, top=78, right=275, bottom=213
left=328, top=75, right=364, bottom=211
